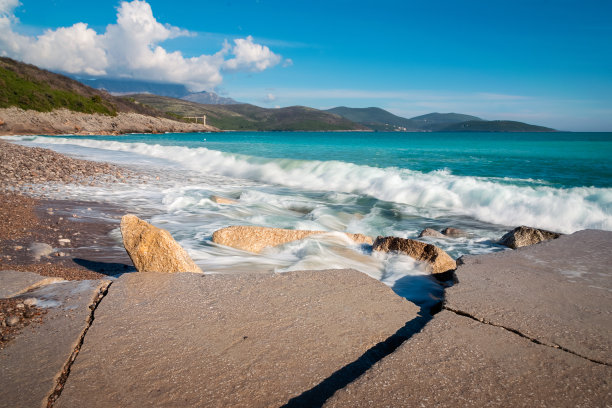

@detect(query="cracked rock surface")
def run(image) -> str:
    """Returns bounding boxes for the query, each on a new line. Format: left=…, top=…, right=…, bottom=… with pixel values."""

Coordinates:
left=0, top=275, right=110, bottom=408
left=447, top=229, right=612, bottom=364
left=55, top=269, right=418, bottom=408
left=325, top=310, right=611, bottom=407
left=326, top=229, right=612, bottom=407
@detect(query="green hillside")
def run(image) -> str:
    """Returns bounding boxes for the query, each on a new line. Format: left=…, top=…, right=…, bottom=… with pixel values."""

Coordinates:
left=326, top=107, right=484, bottom=131
left=0, top=57, right=175, bottom=119
left=440, top=120, right=555, bottom=132
left=126, top=94, right=368, bottom=131
left=409, top=112, right=483, bottom=131
left=325, top=106, right=419, bottom=131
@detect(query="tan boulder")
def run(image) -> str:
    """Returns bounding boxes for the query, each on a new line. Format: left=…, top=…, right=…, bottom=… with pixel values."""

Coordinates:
left=210, top=195, right=237, bottom=205
left=418, top=228, right=445, bottom=238
left=120, top=214, right=203, bottom=273
left=372, top=236, right=456, bottom=275
left=211, top=225, right=373, bottom=253
left=498, top=225, right=562, bottom=249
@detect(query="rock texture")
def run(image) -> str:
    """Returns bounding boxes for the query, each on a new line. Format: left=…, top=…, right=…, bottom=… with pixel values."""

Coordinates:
left=498, top=225, right=562, bottom=249
left=211, top=225, right=373, bottom=253
left=325, top=310, right=611, bottom=408
left=418, top=228, right=445, bottom=238
left=447, top=229, right=612, bottom=364
left=0, top=276, right=110, bottom=408
left=120, top=215, right=203, bottom=274
left=210, top=195, right=237, bottom=205
left=0, top=107, right=217, bottom=136
left=55, top=270, right=419, bottom=408
left=372, top=236, right=456, bottom=275
left=0, top=270, right=64, bottom=298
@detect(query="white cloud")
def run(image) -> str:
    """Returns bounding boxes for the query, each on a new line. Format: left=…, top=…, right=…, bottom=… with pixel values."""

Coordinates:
left=0, top=0, right=284, bottom=91
left=223, top=35, right=282, bottom=72
left=263, top=93, right=276, bottom=102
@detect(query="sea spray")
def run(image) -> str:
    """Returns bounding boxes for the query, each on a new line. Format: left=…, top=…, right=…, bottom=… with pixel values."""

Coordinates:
left=10, top=135, right=612, bottom=233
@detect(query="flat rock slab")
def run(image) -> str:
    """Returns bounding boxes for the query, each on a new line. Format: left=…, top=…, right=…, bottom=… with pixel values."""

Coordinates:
left=326, top=310, right=611, bottom=407
left=0, top=270, right=65, bottom=298
left=0, top=278, right=110, bottom=408
left=446, top=229, right=612, bottom=364
left=56, top=269, right=419, bottom=408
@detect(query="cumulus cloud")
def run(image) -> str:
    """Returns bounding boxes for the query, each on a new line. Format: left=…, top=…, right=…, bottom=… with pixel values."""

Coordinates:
left=0, top=0, right=285, bottom=91
left=223, top=36, right=282, bottom=72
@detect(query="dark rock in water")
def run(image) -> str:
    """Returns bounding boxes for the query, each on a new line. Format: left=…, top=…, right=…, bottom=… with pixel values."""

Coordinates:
left=418, top=228, right=445, bottom=239
left=373, top=236, right=456, bottom=275
left=499, top=226, right=562, bottom=249
left=441, top=227, right=467, bottom=238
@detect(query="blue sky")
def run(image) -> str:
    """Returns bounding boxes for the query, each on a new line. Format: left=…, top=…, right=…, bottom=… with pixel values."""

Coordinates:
left=2, top=0, right=612, bottom=130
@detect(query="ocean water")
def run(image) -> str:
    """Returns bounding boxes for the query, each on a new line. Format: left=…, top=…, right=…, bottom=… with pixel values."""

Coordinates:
left=6, top=131, right=612, bottom=309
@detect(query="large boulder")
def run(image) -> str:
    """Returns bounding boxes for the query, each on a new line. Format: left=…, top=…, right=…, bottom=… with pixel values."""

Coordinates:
left=372, top=236, right=456, bottom=275
left=498, top=225, right=562, bottom=249
left=212, top=225, right=373, bottom=253
left=120, top=214, right=203, bottom=273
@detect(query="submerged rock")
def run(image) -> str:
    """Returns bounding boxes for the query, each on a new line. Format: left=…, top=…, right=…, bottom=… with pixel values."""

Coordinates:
left=120, top=214, right=203, bottom=273
left=441, top=227, right=468, bottom=238
left=498, top=226, right=562, bottom=249
left=372, top=236, right=456, bottom=275
left=212, top=225, right=373, bottom=253
left=418, top=228, right=446, bottom=239
left=210, top=195, right=237, bottom=205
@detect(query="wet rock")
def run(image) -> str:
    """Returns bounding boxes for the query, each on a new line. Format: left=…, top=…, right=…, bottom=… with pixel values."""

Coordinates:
left=120, top=214, right=203, bottom=273
left=23, top=298, right=37, bottom=307
left=210, top=195, right=238, bottom=205
left=499, top=226, right=563, bottom=249
left=372, top=236, right=456, bottom=275
left=6, top=316, right=19, bottom=327
left=441, top=227, right=468, bottom=238
left=212, top=225, right=373, bottom=253
left=418, top=228, right=445, bottom=238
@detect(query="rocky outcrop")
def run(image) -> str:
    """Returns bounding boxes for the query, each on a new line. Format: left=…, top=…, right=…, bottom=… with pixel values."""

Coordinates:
left=53, top=270, right=419, bottom=408
left=210, top=195, right=237, bottom=205
left=498, top=225, right=562, bottom=249
left=373, top=236, right=456, bottom=275
left=120, top=215, right=203, bottom=273
left=0, top=107, right=218, bottom=136
left=211, top=226, right=373, bottom=253
left=418, top=228, right=445, bottom=238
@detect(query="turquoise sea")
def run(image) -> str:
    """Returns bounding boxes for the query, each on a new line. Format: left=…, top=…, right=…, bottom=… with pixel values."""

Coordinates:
left=7, top=131, right=612, bottom=308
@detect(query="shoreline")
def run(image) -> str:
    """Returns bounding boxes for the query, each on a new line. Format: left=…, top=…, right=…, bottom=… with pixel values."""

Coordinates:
left=1, top=138, right=610, bottom=407
left=0, top=107, right=219, bottom=136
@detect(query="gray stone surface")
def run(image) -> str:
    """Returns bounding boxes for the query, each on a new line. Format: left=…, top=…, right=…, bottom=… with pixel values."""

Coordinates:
left=325, top=311, right=611, bottom=407
left=0, top=278, right=110, bottom=408
left=447, top=229, right=612, bottom=363
left=56, top=269, right=419, bottom=408
left=0, top=270, right=65, bottom=298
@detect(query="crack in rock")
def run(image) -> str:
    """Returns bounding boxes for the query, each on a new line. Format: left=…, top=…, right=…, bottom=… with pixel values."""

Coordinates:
left=46, top=280, right=112, bottom=408
left=442, top=305, right=610, bottom=367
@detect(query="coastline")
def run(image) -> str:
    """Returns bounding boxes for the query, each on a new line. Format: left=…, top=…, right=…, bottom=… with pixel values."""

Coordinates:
left=0, top=138, right=610, bottom=407
left=0, top=107, right=219, bottom=136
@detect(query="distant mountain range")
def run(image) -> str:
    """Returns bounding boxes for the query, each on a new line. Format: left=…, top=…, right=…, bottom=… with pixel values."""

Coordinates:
left=1, top=59, right=555, bottom=133
left=125, top=94, right=368, bottom=131
left=326, top=106, right=554, bottom=132
left=73, top=77, right=240, bottom=105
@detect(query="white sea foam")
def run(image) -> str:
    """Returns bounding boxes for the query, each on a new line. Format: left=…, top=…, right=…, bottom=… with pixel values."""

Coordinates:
left=7, top=135, right=612, bottom=233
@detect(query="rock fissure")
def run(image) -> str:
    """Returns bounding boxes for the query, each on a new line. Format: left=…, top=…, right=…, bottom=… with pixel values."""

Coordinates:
left=442, top=305, right=610, bottom=367
left=46, top=280, right=113, bottom=408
